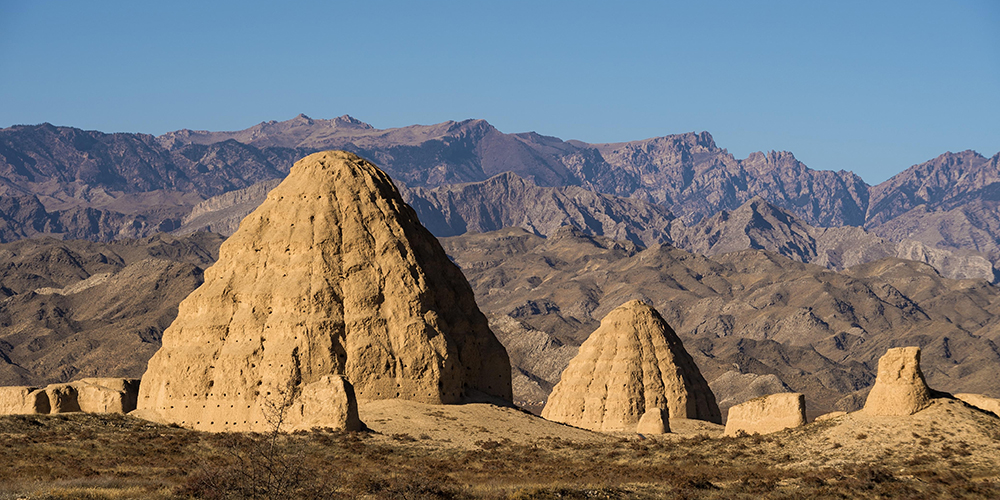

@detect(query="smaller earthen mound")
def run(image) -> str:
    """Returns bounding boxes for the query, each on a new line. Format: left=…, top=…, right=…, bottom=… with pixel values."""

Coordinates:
left=0, top=378, right=139, bottom=415
left=863, top=347, right=932, bottom=417
left=955, top=394, right=1000, bottom=418
left=724, top=393, right=806, bottom=436
left=542, top=300, right=721, bottom=432
left=636, top=408, right=669, bottom=434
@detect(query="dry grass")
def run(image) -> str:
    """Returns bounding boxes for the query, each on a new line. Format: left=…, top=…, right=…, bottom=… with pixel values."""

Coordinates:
left=1, top=413, right=999, bottom=499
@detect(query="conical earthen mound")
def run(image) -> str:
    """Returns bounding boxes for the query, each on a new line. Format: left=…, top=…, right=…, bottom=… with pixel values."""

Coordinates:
left=136, top=151, right=512, bottom=432
left=541, top=300, right=721, bottom=431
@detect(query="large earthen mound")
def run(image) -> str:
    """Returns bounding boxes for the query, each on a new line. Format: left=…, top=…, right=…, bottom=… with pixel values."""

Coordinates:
left=541, top=300, right=720, bottom=432
left=136, top=151, right=511, bottom=432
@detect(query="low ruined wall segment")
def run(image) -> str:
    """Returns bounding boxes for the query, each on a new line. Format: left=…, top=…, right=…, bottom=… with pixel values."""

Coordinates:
left=0, top=378, right=139, bottom=416
left=724, top=392, right=806, bottom=436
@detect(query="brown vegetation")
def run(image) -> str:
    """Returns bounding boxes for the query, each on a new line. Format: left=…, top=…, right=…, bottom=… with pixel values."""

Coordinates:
left=2, top=409, right=1000, bottom=500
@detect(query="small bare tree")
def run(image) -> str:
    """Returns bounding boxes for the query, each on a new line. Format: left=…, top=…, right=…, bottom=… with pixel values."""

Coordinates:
left=182, top=385, right=317, bottom=499
left=220, top=387, right=305, bottom=499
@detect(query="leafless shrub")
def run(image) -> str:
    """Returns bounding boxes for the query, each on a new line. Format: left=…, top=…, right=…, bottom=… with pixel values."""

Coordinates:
left=178, top=386, right=325, bottom=499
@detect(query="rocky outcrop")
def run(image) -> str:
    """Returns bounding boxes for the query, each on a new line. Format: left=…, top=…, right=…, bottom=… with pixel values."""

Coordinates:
left=176, top=179, right=282, bottom=236
left=45, top=384, right=81, bottom=413
left=75, top=378, right=140, bottom=413
left=400, top=172, right=678, bottom=247
left=955, top=393, right=1000, bottom=418
left=724, top=393, right=806, bottom=436
left=541, top=300, right=721, bottom=432
left=636, top=408, right=669, bottom=434
left=0, top=378, right=139, bottom=415
left=863, top=347, right=933, bottom=416
left=136, top=151, right=511, bottom=432
left=284, top=375, right=360, bottom=431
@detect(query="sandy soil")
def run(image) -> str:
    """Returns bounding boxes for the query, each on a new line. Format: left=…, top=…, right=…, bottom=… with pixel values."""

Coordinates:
left=358, top=399, right=610, bottom=449
left=357, top=399, right=730, bottom=451
left=779, top=398, right=1000, bottom=470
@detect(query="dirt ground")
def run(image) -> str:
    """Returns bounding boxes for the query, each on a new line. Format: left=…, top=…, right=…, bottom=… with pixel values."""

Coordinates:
left=1, top=397, right=999, bottom=499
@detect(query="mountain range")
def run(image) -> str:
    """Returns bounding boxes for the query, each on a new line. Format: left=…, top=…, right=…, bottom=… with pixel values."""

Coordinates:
left=0, top=116, right=990, bottom=221
left=2, top=114, right=1000, bottom=416
left=2, top=115, right=997, bottom=274
left=176, top=172, right=996, bottom=282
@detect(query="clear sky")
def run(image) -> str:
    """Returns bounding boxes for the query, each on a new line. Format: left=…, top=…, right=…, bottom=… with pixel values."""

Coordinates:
left=1, top=1, right=997, bottom=184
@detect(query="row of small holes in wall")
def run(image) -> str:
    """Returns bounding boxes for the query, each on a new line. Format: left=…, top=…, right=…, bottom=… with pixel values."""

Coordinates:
left=164, top=404, right=252, bottom=410
left=184, top=421, right=256, bottom=426
left=358, top=389, right=456, bottom=399
left=167, top=390, right=268, bottom=399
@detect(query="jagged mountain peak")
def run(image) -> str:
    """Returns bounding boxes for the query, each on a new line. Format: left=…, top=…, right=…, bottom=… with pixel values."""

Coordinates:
left=742, top=150, right=801, bottom=173
left=439, top=118, right=496, bottom=135
left=333, top=114, right=372, bottom=129
left=593, top=130, right=718, bottom=152
left=867, top=148, right=1000, bottom=227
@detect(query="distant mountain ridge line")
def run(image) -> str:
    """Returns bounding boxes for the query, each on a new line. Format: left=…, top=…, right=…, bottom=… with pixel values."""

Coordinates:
left=147, top=117, right=1000, bottom=229
left=1, top=115, right=998, bottom=264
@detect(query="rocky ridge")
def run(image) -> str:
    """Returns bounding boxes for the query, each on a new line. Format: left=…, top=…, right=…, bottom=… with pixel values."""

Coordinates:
left=179, top=175, right=997, bottom=282
left=6, top=117, right=997, bottom=252
left=723, top=392, right=806, bottom=436
left=863, top=346, right=934, bottom=416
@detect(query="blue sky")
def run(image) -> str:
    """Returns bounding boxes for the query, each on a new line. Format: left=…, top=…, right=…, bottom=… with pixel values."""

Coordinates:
left=1, top=1, right=997, bottom=183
